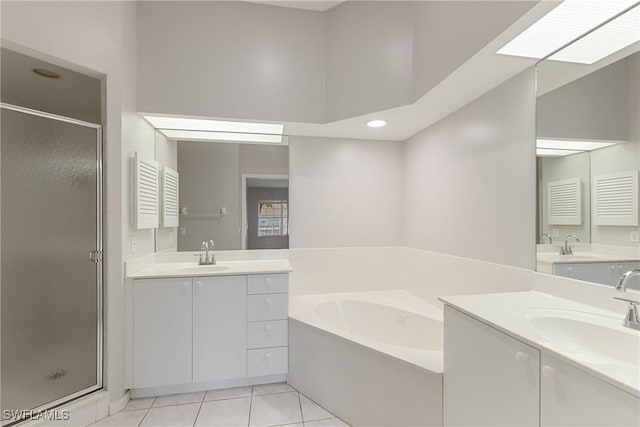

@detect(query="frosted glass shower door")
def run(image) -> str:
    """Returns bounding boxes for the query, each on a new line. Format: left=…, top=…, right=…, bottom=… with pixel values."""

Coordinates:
left=1, top=104, right=102, bottom=423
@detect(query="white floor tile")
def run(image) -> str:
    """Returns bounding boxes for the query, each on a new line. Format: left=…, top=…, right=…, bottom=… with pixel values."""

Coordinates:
left=153, top=392, right=204, bottom=407
left=204, top=386, right=253, bottom=401
left=249, top=391, right=303, bottom=427
left=124, top=397, right=156, bottom=411
left=303, top=418, right=349, bottom=427
left=90, top=409, right=148, bottom=426
left=252, top=383, right=295, bottom=396
left=140, top=403, right=200, bottom=427
left=299, top=395, right=333, bottom=422
left=195, top=397, right=251, bottom=427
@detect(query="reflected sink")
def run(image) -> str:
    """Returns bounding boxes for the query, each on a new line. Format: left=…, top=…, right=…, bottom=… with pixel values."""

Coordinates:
left=527, top=309, right=640, bottom=365
left=176, top=265, right=230, bottom=274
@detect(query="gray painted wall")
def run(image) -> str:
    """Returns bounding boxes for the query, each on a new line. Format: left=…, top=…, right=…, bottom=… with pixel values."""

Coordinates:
left=403, top=69, right=537, bottom=269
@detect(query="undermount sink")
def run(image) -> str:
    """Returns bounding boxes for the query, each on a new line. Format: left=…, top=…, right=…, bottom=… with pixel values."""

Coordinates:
left=176, top=265, right=230, bottom=274
left=527, top=309, right=640, bottom=366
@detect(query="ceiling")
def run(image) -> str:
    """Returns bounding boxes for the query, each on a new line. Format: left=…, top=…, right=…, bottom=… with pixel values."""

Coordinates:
left=243, top=1, right=343, bottom=11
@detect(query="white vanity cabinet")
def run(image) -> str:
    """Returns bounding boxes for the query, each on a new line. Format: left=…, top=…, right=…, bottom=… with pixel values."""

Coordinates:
left=541, top=353, right=640, bottom=427
left=444, top=306, right=540, bottom=427
left=131, top=272, right=289, bottom=394
left=553, top=261, right=640, bottom=288
left=133, top=278, right=193, bottom=388
left=193, top=276, right=247, bottom=383
left=444, top=306, right=640, bottom=427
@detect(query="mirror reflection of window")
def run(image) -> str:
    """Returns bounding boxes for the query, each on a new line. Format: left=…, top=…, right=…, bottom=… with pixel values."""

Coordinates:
left=258, top=200, right=289, bottom=237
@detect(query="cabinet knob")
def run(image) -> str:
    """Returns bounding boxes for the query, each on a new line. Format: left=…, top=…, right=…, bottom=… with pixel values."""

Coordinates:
left=567, top=267, right=572, bottom=271
left=265, top=297, right=272, bottom=304
left=542, top=365, right=557, bottom=382
left=265, top=277, right=272, bottom=284
left=195, top=280, right=202, bottom=287
left=265, top=352, right=271, bottom=358
left=515, top=351, right=529, bottom=365
left=264, top=324, right=272, bottom=332
left=182, top=281, right=189, bottom=288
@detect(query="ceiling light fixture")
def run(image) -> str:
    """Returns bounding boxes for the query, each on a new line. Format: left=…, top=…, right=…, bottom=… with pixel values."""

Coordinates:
left=536, top=148, right=583, bottom=157
left=549, top=5, right=640, bottom=64
left=33, top=68, right=60, bottom=79
left=497, top=0, right=639, bottom=62
left=367, top=119, right=386, bottom=128
left=536, top=138, right=622, bottom=151
left=142, top=115, right=285, bottom=144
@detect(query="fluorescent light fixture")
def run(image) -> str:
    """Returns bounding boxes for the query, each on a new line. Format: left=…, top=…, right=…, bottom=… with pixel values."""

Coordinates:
left=141, top=115, right=285, bottom=143
left=549, top=5, right=640, bottom=64
left=497, top=0, right=639, bottom=61
left=537, top=138, right=621, bottom=151
left=161, top=130, right=283, bottom=144
left=367, top=119, right=386, bottom=128
left=536, top=148, right=583, bottom=157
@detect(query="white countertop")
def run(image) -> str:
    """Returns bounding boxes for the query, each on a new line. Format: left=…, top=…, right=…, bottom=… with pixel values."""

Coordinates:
left=439, top=291, right=640, bottom=398
left=127, top=259, right=292, bottom=279
left=537, top=252, right=640, bottom=266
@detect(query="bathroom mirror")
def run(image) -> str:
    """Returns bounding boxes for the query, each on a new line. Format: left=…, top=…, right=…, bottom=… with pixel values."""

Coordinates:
left=154, top=136, right=289, bottom=252
left=535, top=4, right=640, bottom=287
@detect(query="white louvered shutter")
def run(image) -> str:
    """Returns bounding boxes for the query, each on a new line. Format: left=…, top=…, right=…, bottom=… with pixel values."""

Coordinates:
left=135, top=153, right=159, bottom=229
left=592, top=171, right=638, bottom=226
left=548, top=178, right=582, bottom=225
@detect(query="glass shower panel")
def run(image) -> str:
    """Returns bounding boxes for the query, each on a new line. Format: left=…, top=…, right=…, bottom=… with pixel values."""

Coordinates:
left=1, top=107, right=101, bottom=419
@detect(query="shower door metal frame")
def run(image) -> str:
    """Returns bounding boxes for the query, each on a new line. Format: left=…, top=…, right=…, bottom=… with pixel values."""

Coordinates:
left=0, top=103, right=103, bottom=422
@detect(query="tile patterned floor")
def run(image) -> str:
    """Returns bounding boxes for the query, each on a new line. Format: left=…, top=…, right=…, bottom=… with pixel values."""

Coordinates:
left=90, top=383, right=349, bottom=427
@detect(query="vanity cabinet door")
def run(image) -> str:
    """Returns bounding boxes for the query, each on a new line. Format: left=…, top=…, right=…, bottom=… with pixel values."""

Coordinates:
left=553, top=264, right=583, bottom=280
left=133, top=278, right=192, bottom=388
left=581, top=263, right=615, bottom=286
left=541, top=353, right=640, bottom=427
left=193, top=276, right=247, bottom=382
left=444, top=307, right=540, bottom=427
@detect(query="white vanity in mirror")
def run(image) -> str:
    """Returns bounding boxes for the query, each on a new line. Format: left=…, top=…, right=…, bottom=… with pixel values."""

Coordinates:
left=124, top=251, right=291, bottom=398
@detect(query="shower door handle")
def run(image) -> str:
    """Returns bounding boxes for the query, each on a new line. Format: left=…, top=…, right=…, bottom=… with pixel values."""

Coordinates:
left=89, top=250, right=102, bottom=263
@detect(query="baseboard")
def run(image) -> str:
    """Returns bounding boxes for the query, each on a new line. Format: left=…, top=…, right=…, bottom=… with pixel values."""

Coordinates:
left=108, top=391, right=130, bottom=415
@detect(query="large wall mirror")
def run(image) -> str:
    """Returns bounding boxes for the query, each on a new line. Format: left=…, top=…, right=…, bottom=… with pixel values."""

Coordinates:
left=154, top=134, right=289, bottom=252
left=535, top=4, right=640, bottom=289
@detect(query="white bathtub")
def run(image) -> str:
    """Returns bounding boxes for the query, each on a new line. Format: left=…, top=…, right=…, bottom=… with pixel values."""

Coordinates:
left=289, top=290, right=444, bottom=426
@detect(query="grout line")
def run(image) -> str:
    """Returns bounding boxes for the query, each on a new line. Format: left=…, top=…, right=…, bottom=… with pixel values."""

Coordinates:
left=192, top=399, right=204, bottom=427
left=297, top=392, right=305, bottom=423
left=204, top=394, right=254, bottom=403
left=247, top=386, right=254, bottom=427
left=136, top=397, right=155, bottom=427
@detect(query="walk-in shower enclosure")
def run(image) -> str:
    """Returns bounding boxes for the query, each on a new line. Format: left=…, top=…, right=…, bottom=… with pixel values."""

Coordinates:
left=1, top=103, right=103, bottom=425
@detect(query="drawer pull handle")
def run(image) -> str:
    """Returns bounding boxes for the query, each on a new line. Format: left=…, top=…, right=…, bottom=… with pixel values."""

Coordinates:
left=542, top=365, right=557, bottom=383
left=515, top=351, right=529, bottom=365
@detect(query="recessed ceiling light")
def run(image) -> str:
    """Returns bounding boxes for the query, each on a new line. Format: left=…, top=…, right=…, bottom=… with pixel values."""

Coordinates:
left=33, top=68, right=60, bottom=79
left=497, top=0, right=638, bottom=61
left=142, top=115, right=284, bottom=143
left=367, top=120, right=386, bottom=128
left=537, top=138, right=622, bottom=151
left=549, top=5, right=640, bottom=64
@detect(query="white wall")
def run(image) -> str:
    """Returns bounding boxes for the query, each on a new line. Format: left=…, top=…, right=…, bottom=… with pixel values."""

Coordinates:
left=137, top=1, right=325, bottom=123
left=289, top=136, right=404, bottom=248
left=403, top=69, right=537, bottom=269
left=1, top=0, right=155, bottom=407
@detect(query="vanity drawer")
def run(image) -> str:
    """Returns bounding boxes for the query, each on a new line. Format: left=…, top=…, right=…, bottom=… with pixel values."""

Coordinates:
left=248, top=320, right=288, bottom=349
left=247, top=293, right=288, bottom=321
left=247, top=347, right=288, bottom=376
left=247, top=274, right=289, bottom=294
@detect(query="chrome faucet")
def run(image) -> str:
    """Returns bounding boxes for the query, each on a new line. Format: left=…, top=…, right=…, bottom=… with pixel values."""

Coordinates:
left=614, top=269, right=640, bottom=331
left=541, top=233, right=552, bottom=244
left=559, top=235, right=579, bottom=255
left=197, top=239, right=217, bottom=265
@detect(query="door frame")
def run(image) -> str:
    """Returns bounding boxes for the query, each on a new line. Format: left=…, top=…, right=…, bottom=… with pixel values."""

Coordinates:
left=0, top=103, right=103, bottom=424
left=241, top=174, right=289, bottom=250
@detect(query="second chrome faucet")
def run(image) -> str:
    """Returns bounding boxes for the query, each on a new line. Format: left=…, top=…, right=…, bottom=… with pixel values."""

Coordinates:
left=198, top=239, right=216, bottom=265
